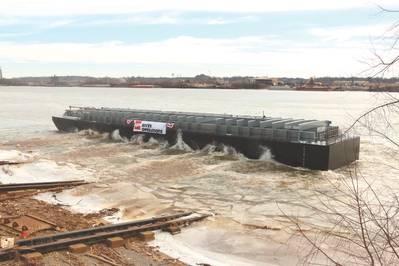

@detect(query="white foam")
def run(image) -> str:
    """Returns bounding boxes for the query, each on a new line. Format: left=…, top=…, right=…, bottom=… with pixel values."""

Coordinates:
left=169, top=130, right=193, bottom=151
left=200, top=144, right=217, bottom=154
left=130, top=134, right=145, bottom=145
left=110, top=129, right=126, bottom=142
left=78, top=129, right=99, bottom=137
left=200, top=143, right=245, bottom=159
left=259, top=146, right=273, bottom=161
left=147, top=137, right=162, bottom=145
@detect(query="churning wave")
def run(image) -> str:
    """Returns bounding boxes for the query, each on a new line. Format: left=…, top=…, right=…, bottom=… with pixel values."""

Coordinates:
left=74, top=129, right=302, bottom=171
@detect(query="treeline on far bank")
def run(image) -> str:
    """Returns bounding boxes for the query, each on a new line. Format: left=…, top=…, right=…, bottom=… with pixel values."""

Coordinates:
left=1, top=74, right=399, bottom=90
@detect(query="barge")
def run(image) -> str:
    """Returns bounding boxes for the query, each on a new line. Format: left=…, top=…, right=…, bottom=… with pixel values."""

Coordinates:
left=53, top=106, right=360, bottom=170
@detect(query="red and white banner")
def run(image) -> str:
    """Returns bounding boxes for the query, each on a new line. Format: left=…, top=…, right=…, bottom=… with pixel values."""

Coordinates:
left=132, top=120, right=167, bottom=135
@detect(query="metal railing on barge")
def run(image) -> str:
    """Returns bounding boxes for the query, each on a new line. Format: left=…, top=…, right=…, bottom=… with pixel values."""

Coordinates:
left=64, top=106, right=350, bottom=145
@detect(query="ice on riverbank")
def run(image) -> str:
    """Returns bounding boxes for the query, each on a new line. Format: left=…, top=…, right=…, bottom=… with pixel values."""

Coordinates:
left=35, top=191, right=108, bottom=214
left=0, top=159, right=93, bottom=184
left=0, top=149, right=116, bottom=218
left=0, top=149, right=34, bottom=162
left=149, top=225, right=282, bottom=266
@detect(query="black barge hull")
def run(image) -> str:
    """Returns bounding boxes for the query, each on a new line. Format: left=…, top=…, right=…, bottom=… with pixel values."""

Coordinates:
left=53, top=116, right=359, bottom=170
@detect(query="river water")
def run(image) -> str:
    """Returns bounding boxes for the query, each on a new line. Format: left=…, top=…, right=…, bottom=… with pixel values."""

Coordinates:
left=0, top=86, right=398, bottom=265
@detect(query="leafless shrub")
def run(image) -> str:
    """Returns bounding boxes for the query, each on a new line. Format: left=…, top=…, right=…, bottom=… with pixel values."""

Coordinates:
left=282, top=9, right=399, bottom=265
left=281, top=168, right=399, bottom=265
left=365, top=6, right=399, bottom=77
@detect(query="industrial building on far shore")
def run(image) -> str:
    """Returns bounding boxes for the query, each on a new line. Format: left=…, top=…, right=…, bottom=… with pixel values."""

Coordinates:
left=1, top=72, right=399, bottom=92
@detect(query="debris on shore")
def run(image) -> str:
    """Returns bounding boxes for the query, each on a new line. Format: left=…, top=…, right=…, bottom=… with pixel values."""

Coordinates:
left=0, top=154, right=206, bottom=266
left=0, top=197, right=200, bottom=265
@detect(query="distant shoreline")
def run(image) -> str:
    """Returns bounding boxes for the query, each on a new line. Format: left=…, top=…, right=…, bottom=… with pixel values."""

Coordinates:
left=1, top=74, right=399, bottom=92
left=1, top=83, right=399, bottom=92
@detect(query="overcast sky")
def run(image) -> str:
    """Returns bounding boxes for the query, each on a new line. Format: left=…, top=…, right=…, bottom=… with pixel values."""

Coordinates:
left=1, top=0, right=399, bottom=78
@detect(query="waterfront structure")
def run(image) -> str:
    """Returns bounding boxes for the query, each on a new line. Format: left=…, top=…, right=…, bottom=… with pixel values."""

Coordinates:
left=53, top=106, right=360, bottom=170
left=249, top=77, right=278, bottom=88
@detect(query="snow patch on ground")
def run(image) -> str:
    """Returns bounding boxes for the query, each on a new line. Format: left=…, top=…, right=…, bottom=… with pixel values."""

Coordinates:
left=0, top=149, right=112, bottom=218
left=103, top=209, right=124, bottom=223
left=0, top=159, right=93, bottom=184
left=150, top=228, right=274, bottom=266
left=35, top=191, right=124, bottom=222
left=35, top=191, right=104, bottom=214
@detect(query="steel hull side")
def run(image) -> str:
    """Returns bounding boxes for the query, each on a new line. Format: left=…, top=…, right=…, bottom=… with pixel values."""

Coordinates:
left=179, top=132, right=359, bottom=170
left=328, top=136, right=360, bottom=170
left=52, top=117, right=359, bottom=170
left=52, top=116, right=178, bottom=143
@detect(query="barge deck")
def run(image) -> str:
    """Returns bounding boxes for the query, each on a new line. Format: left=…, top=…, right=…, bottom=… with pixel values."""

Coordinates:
left=52, top=106, right=360, bottom=170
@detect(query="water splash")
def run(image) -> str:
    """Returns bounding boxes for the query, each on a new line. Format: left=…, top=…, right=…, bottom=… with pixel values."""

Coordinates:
left=129, top=134, right=145, bottom=145
left=143, top=137, right=167, bottom=149
left=78, top=129, right=103, bottom=138
left=222, top=145, right=240, bottom=157
left=110, top=129, right=128, bottom=142
left=129, top=136, right=167, bottom=150
left=259, top=146, right=274, bottom=161
left=199, top=144, right=218, bottom=154
left=200, top=144, right=245, bottom=164
left=169, top=130, right=193, bottom=152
